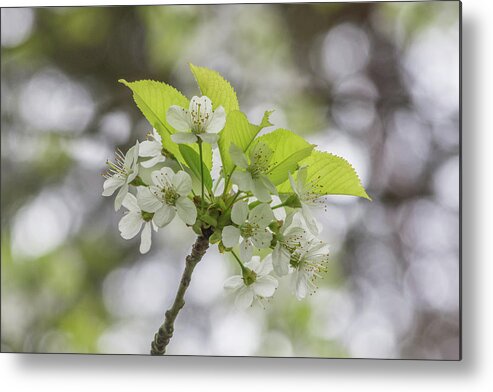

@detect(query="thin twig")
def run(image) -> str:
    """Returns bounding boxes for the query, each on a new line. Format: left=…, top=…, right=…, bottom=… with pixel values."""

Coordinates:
left=150, top=232, right=211, bottom=355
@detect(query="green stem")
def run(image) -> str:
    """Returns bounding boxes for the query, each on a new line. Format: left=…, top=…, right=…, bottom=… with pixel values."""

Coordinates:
left=150, top=233, right=211, bottom=355
left=231, top=250, right=246, bottom=272
left=271, top=203, right=287, bottom=210
left=198, top=140, right=205, bottom=210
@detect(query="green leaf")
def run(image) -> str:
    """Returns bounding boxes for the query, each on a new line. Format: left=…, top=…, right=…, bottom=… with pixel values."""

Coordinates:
left=250, top=129, right=315, bottom=185
left=189, top=64, right=239, bottom=113
left=119, top=79, right=212, bottom=169
left=178, top=144, right=213, bottom=192
left=278, top=150, right=371, bottom=200
left=218, top=110, right=273, bottom=175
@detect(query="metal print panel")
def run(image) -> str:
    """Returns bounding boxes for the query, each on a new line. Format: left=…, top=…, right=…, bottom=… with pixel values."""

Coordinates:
left=1, top=1, right=461, bottom=359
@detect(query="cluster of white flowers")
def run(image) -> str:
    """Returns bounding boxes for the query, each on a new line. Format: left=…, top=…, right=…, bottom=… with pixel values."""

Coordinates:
left=103, top=94, right=329, bottom=308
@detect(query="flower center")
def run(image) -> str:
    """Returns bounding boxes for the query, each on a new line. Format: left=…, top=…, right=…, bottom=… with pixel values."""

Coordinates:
left=191, top=103, right=210, bottom=133
left=242, top=268, right=257, bottom=286
left=141, top=211, right=154, bottom=222
left=162, top=188, right=179, bottom=206
left=240, top=223, right=255, bottom=238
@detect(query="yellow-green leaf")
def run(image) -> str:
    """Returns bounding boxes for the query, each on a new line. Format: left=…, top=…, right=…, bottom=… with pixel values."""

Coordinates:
left=189, top=64, right=239, bottom=113
left=250, top=129, right=315, bottom=185
left=278, top=150, right=371, bottom=200
left=119, top=79, right=212, bottom=169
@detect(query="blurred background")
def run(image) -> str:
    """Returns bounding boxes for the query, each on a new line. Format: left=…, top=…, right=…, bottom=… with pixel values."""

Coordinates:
left=1, top=2, right=460, bottom=359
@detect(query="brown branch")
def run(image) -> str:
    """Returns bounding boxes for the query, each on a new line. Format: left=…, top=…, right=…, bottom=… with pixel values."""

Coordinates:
left=150, top=233, right=210, bottom=355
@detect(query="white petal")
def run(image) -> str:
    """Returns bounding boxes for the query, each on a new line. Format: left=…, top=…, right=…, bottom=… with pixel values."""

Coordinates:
left=222, top=226, right=241, bottom=248
left=136, top=187, right=162, bottom=213
left=252, top=179, right=272, bottom=203
left=190, top=96, right=212, bottom=120
left=231, top=201, right=249, bottom=225
left=140, top=154, right=165, bottom=169
left=288, top=171, right=299, bottom=195
left=172, top=171, right=193, bottom=196
left=272, top=246, right=290, bottom=276
left=239, top=238, right=253, bottom=262
left=294, top=273, right=309, bottom=300
left=139, top=140, right=161, bottom=157
left=244, top=256, right=261, bottom=271
left=102, top=176, right=124, bottom=197
left=171, top=132, right=198, bottom=144
left=206, top=106, right=226, bottom=133
left=256, top=254, right=274, bottom=276
left=223, top=275, right=243, bottom=290
left=235, top=287, right=254, bottom=309
left=258, top=174, right=277, bottom=194
left=167, top=105, right=191, bottom=132
left=175, top=197, right=197, bottom=225
left=249, top=203, right=274, bottom=228
left=118, top=212, right=143, bottom=239
left=114, top=183, right=129, bottom=211
left=229, top=144, right=249, bottom=169
left=124, top=143, right=137, bottom=168
left=213, top=177, right=225, bottom=197
left=140, top=222, right=152, bottom=254
left=251, top=229, right=272, bottom=249
left=122, top=192, right=140, bottom=212
left=231, top=171, right=254, bottom=192
left=154, top=205, right=176, bottom=227
left=301, top=204, right=320, bottom=235
left=297, top=166, right=309, bottom=191
left=151, top=167, right=174, bottom=188
left=197, top=132, right=219, bottom=145
left=253, top=275, right=278, bottom=298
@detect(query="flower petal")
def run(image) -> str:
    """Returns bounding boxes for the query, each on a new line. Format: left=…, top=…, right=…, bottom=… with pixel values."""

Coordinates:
left=114, top=183, right=129, bottom=211
left=229, top=144, right=249, bottom=169
left=118, top=212, right=143, bottom=239
left=249, top=203, right=274, bottom=228
left=231, top=171, right=254, bottom=192
left=136, top=187, right=162, bottom=212
left=102, top=176, right=124, bottom=197
left=288, top=171, right=299, bottom=196
left=252, top=179, right=272, bottom=203
left=172, top=171, right=193, bottom=196
left=140, top=154, right=165, bottom=169
left=171, top=132, right=198, bottom=144
left=253, top=275, right=278, bottom=298
left=272, top=245, right=289, bottom=276
left=122, top=192, right=140, bottom=212
left=251, top=228, right=272, bottom=249
left=222, top=226, right=241, bottom=248
left=151, top=167, right=174, bottom=188
left=197, top=132, right=219, bottom=145
left=231, top=201, right=249, bottom=225
left=223, top=275, right=243, bottom=290
left=297, top=166, right=309, bottom=192
left=301, top=204, right=320, bottom=235
left=293, top=272, right=309, bottom=300
left=206, top=106, right=226, bottom=133
left=175, top=197, right=197, bottom=225
left=239, top=238, right=253, bottom=262
left=256, top=254, right=274, bottom=276
left=235, top=287, right=254, bottom=309
left=167, top=105, right=191, bottom=132
left=258, top=174, right=277, bottom=194
left=153, top=204, right=176, bottom=227
left=140, top=222, right=152, bottom=254
left=139, top=140, right=162, bottom=157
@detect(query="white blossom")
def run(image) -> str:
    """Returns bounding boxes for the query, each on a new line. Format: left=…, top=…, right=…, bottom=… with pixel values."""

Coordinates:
left=224, top=255, right=278, bottom=308
left=289, top=166, right=324, bottom=235
left=290, top=239, right=329, bottom=300
left=139, top=128, right=166, bottom=168
left=167, top=95, right=226, bottom=145
left=230, top=142, right=277, bottom=202
left=137, top=167, right=197, bottom=227
left=271, top=212, right=308, bottom=276
left=102, top=141, right=139, bottom=211
left=118, top=190, right=159, bottom=254
left=222, top=201, right=274, bottom=261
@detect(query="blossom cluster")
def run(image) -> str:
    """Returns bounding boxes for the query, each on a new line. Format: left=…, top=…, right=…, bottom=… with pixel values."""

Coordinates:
left=103, top=94, right=332, bottom=307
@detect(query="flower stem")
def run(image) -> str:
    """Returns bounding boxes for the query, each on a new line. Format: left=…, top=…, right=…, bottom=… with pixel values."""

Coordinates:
left=198, top=140, right=205, bottom=210
left=150, top=232, right=211, bottom=355
left=231, top=250, right=246, bottom=272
